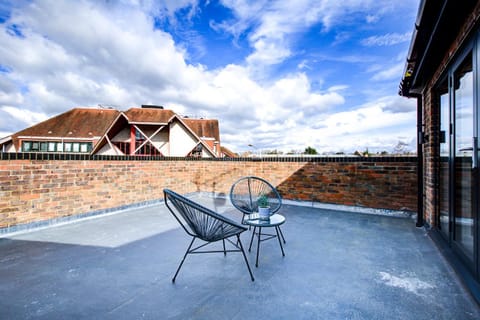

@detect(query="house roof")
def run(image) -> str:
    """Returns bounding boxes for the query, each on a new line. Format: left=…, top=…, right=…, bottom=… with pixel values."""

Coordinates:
left=6, top=106, right=222, bottom=156
left=182, top=118, right=220, bottom=142
left=14, top=108, right=120, bottom=139
left=11, top=108, right=121, bottom=149
left=124, top=108, right=175, bottom=124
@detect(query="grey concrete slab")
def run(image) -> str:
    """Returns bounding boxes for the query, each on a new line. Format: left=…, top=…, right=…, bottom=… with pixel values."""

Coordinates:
left=0, top=194, right=479, bottom=320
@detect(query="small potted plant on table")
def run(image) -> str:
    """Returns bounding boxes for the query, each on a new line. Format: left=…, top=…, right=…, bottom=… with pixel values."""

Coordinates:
left=257, top=194, right=270, bottom=220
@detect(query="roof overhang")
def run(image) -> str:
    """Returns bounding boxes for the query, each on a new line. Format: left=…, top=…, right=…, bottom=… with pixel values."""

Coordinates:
left=129, top=122, right=169, bottom=126
left=16, top=136, right=98, bottom=141
left=399, top=0, right=478, bottom=97
left=0, top=135, right=12, bottom=145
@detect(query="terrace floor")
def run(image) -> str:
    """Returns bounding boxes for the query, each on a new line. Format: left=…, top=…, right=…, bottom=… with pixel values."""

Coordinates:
left=1, top=194, right=479, bottom=320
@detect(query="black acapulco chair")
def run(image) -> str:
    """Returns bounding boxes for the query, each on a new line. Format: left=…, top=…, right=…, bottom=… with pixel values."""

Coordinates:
left=229, top=176, right=286, bottom=243
left=163, top=189, right=254, bottom=282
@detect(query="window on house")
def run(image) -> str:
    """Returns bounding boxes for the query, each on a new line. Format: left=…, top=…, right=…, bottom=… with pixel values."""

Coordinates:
left=22, top=141, right=31, bottom=152
left=112, top=142, right=130, bottom=155
left=134, top=141, right=162, bottom=156
left=20, top=141, right=92, bottom=153
left=48, top=142, right=56, bottom=152
left=188, top=144, right=203, bottom=157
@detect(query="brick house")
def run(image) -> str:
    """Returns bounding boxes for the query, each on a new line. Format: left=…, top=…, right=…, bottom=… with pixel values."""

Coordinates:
left=400, top=0, right=480, bottom=302
left=0, top=105, right=223, bottom=158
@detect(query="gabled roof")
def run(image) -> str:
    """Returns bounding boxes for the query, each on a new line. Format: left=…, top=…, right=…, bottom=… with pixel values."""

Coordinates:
left=169, top=115, right=218, bottom=157
left=182, top=118, right=220, bottom=142
left=5, top=106, right=222, bottom=156
left=11, top=108, right=120, bottom=149
left=124, top=108, right=175, bottom=124
left=14, top=108, right=120, bottom=138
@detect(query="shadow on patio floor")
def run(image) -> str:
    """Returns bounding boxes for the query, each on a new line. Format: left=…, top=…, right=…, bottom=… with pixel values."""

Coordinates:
left=1, top=194, right=479, bottom=319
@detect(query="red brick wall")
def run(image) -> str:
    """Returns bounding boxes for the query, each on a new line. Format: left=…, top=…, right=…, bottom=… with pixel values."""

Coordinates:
left=0, top=157, right=417, bottom=229
left=420, top=1, right=480, bottom=227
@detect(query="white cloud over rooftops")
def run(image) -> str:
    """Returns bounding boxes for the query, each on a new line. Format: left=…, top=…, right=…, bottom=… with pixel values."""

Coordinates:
left=0, top=0, right=420, bottom=153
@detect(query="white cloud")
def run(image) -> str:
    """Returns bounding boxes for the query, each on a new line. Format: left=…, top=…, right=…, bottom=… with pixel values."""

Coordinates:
left=1, top=105, right=48, bottom=127
left=274, top=95, right=417, bottom=153
left=217, top=0, right=387, bottom=67
left=361, top=32, right=411, bottom=47
left=0, top=0, right=418, bottom=154
left=371, top=63, right=404, bottom=81
left=0, top=0, right=348, bottom=151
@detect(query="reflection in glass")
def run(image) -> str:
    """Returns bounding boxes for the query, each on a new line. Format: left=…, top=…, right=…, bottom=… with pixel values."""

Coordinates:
left=438, top=77, right=449, bottom=237
left=453, top=51, right=474, bottom=260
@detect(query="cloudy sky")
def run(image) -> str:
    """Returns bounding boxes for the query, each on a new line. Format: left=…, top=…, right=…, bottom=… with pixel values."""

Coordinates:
left=0, top=0, right=420, bottom=154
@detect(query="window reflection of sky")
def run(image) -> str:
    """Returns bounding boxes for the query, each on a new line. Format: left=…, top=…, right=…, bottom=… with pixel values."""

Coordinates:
left=455, top=70, right=473, bottom=155
left=440, top=92, right=449, bottom=156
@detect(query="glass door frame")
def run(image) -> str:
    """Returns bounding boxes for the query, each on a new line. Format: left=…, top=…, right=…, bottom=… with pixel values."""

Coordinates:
left=437, top=38, right=479, bottom=278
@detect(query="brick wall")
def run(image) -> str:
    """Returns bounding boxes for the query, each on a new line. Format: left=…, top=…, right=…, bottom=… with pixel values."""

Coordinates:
left=420, top=1, right=480, bottom=227
left=0, top=155, right=417, bottom=229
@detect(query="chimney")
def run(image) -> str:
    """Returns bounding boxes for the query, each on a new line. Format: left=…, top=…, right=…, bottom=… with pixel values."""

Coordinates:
left=141, top=105, right=164, bottom=109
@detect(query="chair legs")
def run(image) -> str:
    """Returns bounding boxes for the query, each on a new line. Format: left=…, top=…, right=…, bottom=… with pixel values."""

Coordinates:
left=172, top=235, right=255, bottom=282
left=237, top=235, right=255, bottom=281
left=172, top=237, right=196, bottom=283
left=278, top=226, right=286, bottom=244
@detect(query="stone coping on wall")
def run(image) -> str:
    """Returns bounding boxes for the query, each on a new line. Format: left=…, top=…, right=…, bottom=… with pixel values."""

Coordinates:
left=206, top=192, right=415, bottom=219
left=1, top=152, right=417, bottom=162
left=0, top=191, right=415, bottom=238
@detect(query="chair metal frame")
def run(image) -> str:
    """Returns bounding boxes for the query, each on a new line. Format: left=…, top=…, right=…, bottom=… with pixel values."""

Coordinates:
left=164, top=189, right=254, bottom=282
left=229, top=176, right=286, bottom=243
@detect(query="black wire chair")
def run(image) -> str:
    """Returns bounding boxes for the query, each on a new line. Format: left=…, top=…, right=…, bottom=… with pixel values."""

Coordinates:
left=229, top=176, right=286, bottom=242
left=164, top=189, right=254, bottom=282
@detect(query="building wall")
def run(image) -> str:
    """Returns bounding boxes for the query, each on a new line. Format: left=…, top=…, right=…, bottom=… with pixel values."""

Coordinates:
left=0, top=156, right=417, bottom=229
left=421, top=1, right=480, bottom=227
left=169, top=122, right=198, bottom=156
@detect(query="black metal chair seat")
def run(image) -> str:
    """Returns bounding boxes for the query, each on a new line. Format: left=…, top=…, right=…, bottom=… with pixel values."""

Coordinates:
left=164, top=189, right=254, bottom=282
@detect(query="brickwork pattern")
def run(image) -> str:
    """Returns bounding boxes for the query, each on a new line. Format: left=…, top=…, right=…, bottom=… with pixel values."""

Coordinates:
left=0, top=158, right=417, bottom=229
left=421, top=1, right=480, bottom=227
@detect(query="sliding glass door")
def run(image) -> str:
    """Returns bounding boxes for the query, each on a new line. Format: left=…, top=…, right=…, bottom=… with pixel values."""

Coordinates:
left=453, top=51, right=475, bottom=261
left=437, top=43, right=478, bottom=275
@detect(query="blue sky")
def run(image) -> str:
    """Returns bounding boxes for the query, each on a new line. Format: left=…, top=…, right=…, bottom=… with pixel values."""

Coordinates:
left=0, top=0, right=420, bottom=154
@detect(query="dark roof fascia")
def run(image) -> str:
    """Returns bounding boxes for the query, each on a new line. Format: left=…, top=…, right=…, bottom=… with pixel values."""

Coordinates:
left=410, top=0, right=449, bottom=91
left=400, top=0, right=477, bottom=97
left=400, top=0, right=445, bottom=97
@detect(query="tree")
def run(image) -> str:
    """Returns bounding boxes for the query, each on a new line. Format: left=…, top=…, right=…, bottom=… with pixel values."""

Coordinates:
left=304, top=146, right=318, bottom=155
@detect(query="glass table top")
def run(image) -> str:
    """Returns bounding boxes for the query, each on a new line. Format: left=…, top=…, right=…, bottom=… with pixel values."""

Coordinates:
left=244, top=213, right=285, bottom=227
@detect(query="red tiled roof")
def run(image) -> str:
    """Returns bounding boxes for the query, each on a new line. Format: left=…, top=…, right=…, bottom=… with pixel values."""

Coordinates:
left=182, top=118, right=220, bottom=141
left=8, top=106, right=222, bottom=155
left=124, top=108, right=175, bottom=124
left=12, top=108, right=121, bottom=149
left=14, top=108, right=120, bottom=139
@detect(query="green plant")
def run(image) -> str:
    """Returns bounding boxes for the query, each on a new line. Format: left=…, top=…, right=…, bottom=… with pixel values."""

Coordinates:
left=257, top=195, right=269, bottom=208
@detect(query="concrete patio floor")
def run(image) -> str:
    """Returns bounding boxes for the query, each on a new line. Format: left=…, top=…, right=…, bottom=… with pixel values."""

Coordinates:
left=1, top=194, right=479, bottom=320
